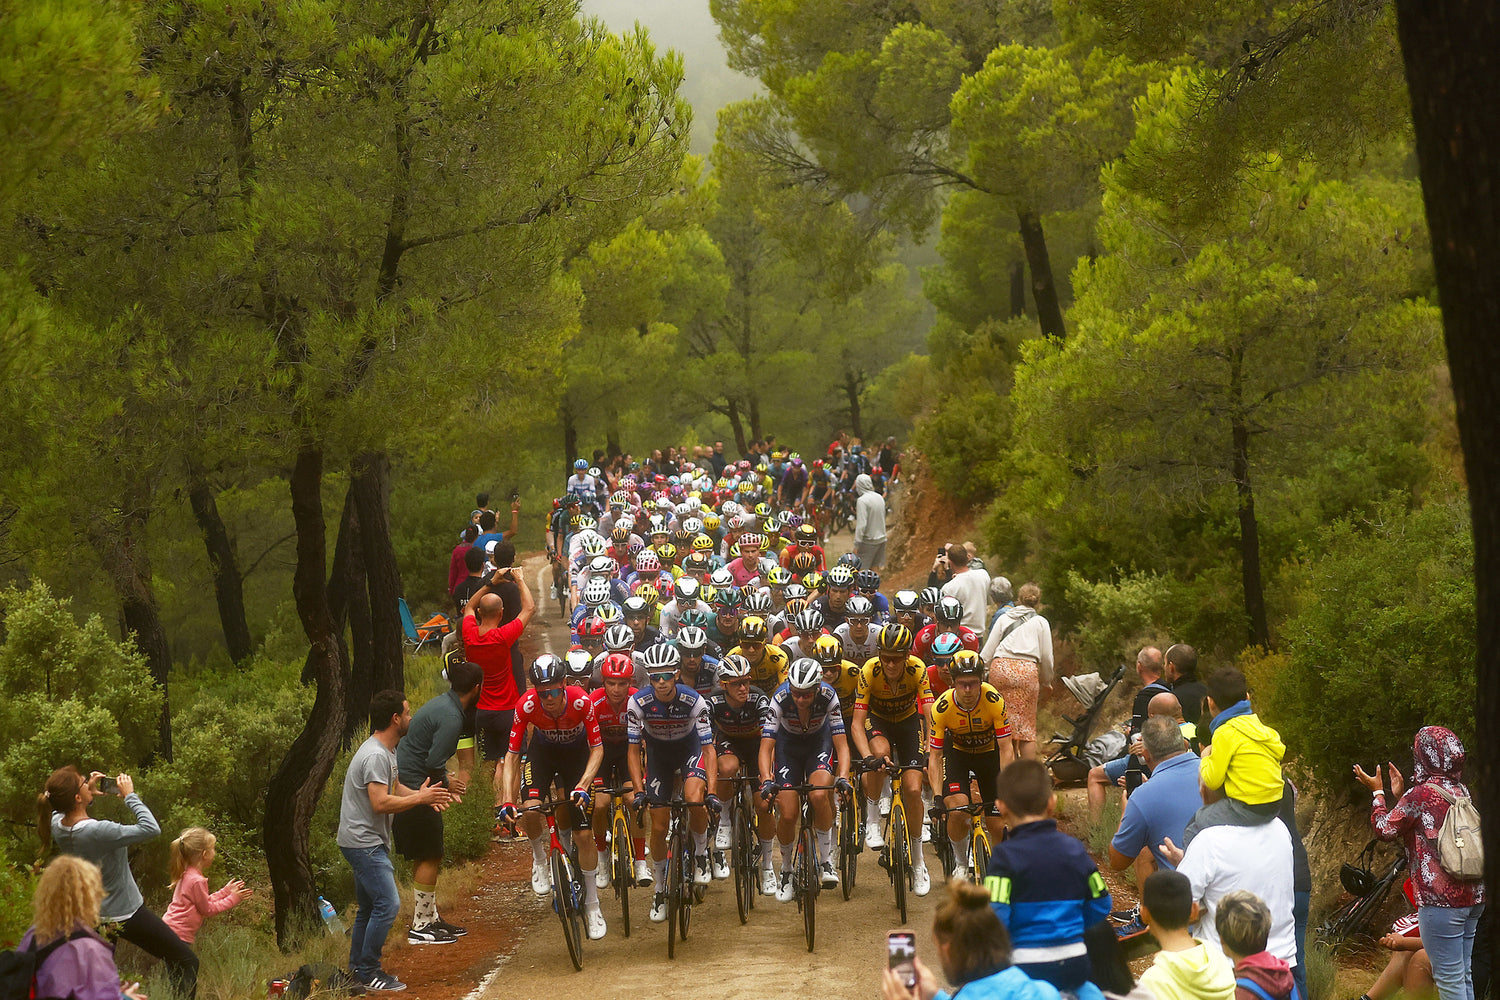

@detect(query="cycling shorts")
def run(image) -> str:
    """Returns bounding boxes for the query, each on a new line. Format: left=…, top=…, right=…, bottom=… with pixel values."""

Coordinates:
left=866, top=713, right=924, bottom=769
left=475, top=709, right=514, bottom=763
left=522, top=739, right=590, bottom=826
left=591, top=743, right=632, bottom=792
left=643, top=739, right=707, bottom=805
left=941, top=747, right=1002, bottom=815
left=773, top=728, right=834, bottom=787
left=715, top=737, right=762, bottom=778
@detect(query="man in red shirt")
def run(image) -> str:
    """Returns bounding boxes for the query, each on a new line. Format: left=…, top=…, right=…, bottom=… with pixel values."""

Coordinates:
left=461, top=566, right=536, bottom=808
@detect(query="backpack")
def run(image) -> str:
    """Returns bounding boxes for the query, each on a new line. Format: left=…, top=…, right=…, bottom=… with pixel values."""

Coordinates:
left=0, top=930, right=90, bottom=1000
left=1427, top=783, right=1484, bottom=880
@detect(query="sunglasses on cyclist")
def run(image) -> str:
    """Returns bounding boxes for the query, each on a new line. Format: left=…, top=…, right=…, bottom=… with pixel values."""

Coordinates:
left=648, top=671, right=677, bottom=683
left=790, top=687, right=818, bottom=700
left=538, top=686, right=566, bottom=699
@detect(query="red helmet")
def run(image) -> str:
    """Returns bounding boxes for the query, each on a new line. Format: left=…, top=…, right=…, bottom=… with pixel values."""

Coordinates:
left=600, top=652, right=635, bottom=680
left=578, top=616, right=607, bottom=638
left=812, top=459, right=824, bottom=469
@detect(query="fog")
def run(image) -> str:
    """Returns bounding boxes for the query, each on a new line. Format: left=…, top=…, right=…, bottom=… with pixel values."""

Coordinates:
left=579, top=0, right=761, bottom=153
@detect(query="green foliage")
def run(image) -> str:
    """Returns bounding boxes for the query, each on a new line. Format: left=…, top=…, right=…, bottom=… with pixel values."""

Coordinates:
left=1275, top=493, right=1475, bottom=788
left=0, top=843, right=38, bottom=949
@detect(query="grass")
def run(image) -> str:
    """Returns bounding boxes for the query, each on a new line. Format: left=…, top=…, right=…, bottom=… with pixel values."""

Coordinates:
left=1305, top=941, right=1341, bottom=1000
left=1079, top=788, right=1124, bottom=863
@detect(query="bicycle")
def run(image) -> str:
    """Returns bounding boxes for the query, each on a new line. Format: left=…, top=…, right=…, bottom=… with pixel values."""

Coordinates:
left=930, top=800, right=993, bottom=884
left=1317, top=851, right=1408, bottom=952
left=520, top=800, right=586, bottom=971
left=780, top=783, right=826, bottom=952
left=597, top=784, right=635, bottom=937
left=644, top=795, right=709, bottom=960
left=836, top=773, right=862, bottom=901
left=726, top=775, right=763, bottom=924
left=871, top=760, right=922, bottom=924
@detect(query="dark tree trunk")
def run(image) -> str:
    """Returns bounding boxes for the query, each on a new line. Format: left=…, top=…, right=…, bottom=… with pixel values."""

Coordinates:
left=726, top=397, right=748, bottom=457
left=265, top=447, right=349, bottom=948
left=1009, top=260, right=1027, bottom=319
left=1393, top=0, right=1500, bottom=924
left=1017, top=209, right=1066, bottom=339
left=561, top=401, right=578, bottom=477
left=187, top=472, right=253, bottom=665
left=1228, top=348, right=1271, bottom=648
left=88, top=512, right=172, bottom=762
left=606, top=407, right=622, bottom=460
left=748, top=393, right=763, bottom=443
left=327, top=486, right=369, bottom=740
left=351, top=451, right=405, bottom=698
left=844, top=370, right=864, bottom=440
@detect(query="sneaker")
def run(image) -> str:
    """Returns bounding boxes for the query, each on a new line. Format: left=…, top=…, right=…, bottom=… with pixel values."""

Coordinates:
left=531, top=860, right=551, bottom=895
left=1116, top=915, right=1148, bottom=938
left=1110, top=904, right=1140, bottom=924
left=407, top=924, right=458, bottom=945
left=362, top=973, right=407, bottom=993
left=712, top=850, right=730, bottom=880
left=650, top=893, right=669, bottom=922
left=429, top=918, right=467, bottom=937
left=865, top=820, right=885, bottom=850
left=584, top=903, right=607, bottom=940
left=913, top=865, right=931, bottom=897
left=761, top=868, right=779, bottom=896
left=595, top=865, right=610, bottom=891
left=775, top=871, right=796, bottom=903
left=952, top=864, right=968, bottom=883
left=695, top=853, right=712, bottom=885
left=715, top=823, right=732, bottom=850
left=819, top=861, right=838, bottom=888
left=634, top=860, right=655, bottom=887
left=878, top=788, right=893, bottom=817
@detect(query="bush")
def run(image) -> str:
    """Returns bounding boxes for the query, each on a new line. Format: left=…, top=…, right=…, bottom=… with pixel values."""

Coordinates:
left=0, top=844, right=38, bottom=948
left=1275, top=493, right=1475, bottom=788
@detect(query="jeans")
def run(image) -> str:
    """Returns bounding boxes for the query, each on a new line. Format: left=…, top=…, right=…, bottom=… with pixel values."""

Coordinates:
left=119, top=907, right=199, bottom=1000
left=1420, top=903, right=1486, bottom=1000
left=1293, top=889, right=1310, bottom=1000
left=342, top=845, right=401, bottom=982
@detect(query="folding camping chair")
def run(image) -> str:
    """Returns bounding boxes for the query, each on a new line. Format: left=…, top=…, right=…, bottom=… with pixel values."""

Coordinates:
left=399, top=598, right=450, bottom=655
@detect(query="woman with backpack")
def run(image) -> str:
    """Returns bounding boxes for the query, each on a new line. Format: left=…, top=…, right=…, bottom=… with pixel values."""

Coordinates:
left=14, top=855, right=146, bottom=1000
left=1355, top=726, right=1486, bottom=1000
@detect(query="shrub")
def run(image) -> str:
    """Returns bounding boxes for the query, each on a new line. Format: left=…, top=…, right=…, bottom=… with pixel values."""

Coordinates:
left=0, top=844, right=38, bottom=948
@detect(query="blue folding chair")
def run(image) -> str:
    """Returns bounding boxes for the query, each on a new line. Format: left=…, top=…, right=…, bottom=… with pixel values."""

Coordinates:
left=399, top=598, right=449, bottom=654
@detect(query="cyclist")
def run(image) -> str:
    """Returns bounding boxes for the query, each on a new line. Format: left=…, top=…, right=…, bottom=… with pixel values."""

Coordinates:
left=676, top=625, right=723, bottom=696
left=812, top=633, right=861, bottom=734
left=566, top=460, right=600, bottom=513
left=727, top=532, right=770, bottom=587
left=709, top=654, right=776, bottom=886
left=915, top=595, right=980, bottom=663
left=576, top=616, right=607, bottom=663
left=812, top=564, right=857, bottom=630
left=589, top=652, right=652, bottom=888
left=780, top=523, right=826, bottom=573
left=497, top=655, right=608, bottom=939
left=564, top=646, right=596, bottom=692
left=927, top=649, right=1012, bottom=881
left=659, top=576, right=709, bottom=637
left=804, top=459, right=835, bottom=541
left=727, top=616, right=789, bottom=693
left=776, top=456, right=809, bottom=510
left=854, top=569, right=890, bottom=619
left=621, top=595, right=663, bottom=652
left=781, top=606, right=827, bottom=661
left=890, top=589, right=926, bottom=634
left=851, top=622, right=934, bottom=896
left=926, top=631, right=965, bottom=698
left=833, top=594, right=879, bottom=666
left=760, top=658, right=854, bottom=899
left=707, top=587, right=743, bottom=649
left=626, top=644, right=718, bottom=921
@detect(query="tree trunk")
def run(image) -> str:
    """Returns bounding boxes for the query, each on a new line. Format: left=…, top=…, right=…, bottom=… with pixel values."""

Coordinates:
left=726, top=397, right=748, bottom=457
left=1017, top=209, right=1066, bottom=339
left=88, top=512, right=172, bottom=762
left=351, top=452, right=405, bottom=699
left=1228, top=348, right=1271, bottom=648
left=327, top=485, right=369, bottom=740
left=265, top=446, right=349, bottom=948
left=187, top=472, right=253, bottom=665
left=1009, top=260, right=1027, bottom=319
left=606, top=407, right=622, bottom=460
left=1393, top=0, right=1500, bottom=921
left=845, top=370, right=864, bottom=440
left=748, top=393, right=763, bottom=443
left=561, top=400, right=578, bottom=477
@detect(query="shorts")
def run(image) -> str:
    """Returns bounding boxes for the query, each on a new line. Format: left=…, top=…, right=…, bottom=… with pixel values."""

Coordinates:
left=642, top=740, right=707, bottom=805
left=715, top=737, right=762, bottom=779
left=523, top=740, right=591, bottom=826
left=392, top=803, right=444, bottom=862
left=592, top=744, right=632, bottom=791
left=475, top=709, right=514, bottom=762
left=866, top=713, right=924, bottom=769
left=773, top=728, right=834, bottom=787
left=941, top=747, right=1002, bottom=814
left=1103, top=755, right=1130, bottom=783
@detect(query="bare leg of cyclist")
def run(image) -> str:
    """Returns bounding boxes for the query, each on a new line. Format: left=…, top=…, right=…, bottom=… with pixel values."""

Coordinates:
left=811, top=772, right=836, bottom=869
left=773, top=788, right=799, bottom=902
left=901, top=768, right=929, bottom=887
left=649, top=807, right=671, bottom=888
left=944, top=793, right=970, bottom=853
left=686, top=776, right=711, bottom=883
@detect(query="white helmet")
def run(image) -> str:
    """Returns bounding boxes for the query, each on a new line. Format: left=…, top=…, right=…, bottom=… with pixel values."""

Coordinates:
left=787, top=657, right=822, bottom=690
left=717, top=653, right=753, bottom=681
left=582, top=577, right=611, bottom=607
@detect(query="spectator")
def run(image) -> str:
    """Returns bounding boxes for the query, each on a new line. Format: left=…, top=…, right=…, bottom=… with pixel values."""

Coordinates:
left=853, top=474, right=888, bottom=570
left=1216, top=890, right=1297, bottom=1000
left=1186, top=666, right=1286, bottom=844
left=1137, top=870, right=1236, bottom=1000
left=1165, top=644, right=1207, bottom=732
left=980, top=583, right=1054, bottom=761
left=162, top=827, right=251, bottom=944
left=881, top=878, right=1063, bottom=1000
left=963, top=541, right=987, bottom=573
left=987, top=577, right=1014, bottom=632
left=19, top=855, right=145, bottom=1000
left=461, top=566, right=535, bottom=810
left=40, top=767, right=198, bottom=999
left=1087, top=646, right=1169, bottom=820
left=710, top=441, right=727, bottom=476
left=1108, top=715, right=1200, bottom=881
left=1356, top=726, right=1486, bottom=1000
left=878, top=437, right=901, bottom=487
left=337, top=689, right=453, bottom=993
left=472, top=497, right=520, bottom=552
left=939, top=543, right=991, bottom=633
left=1278, top=780, right=1314, bottom=1000
left=449, top=525, right=479, bottom=593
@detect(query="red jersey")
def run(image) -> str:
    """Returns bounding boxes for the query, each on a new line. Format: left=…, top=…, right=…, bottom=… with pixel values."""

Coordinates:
left=781, top=545, right=826, bottom=572
left=927, top=664, right=951, bottom=699
left=913, top=623, right=980, bottom=664
left=464, top=614, right=524, bottom=711
left=589, top=687, right=636, bottom=746
left=508, top=685, right=602, bottom=753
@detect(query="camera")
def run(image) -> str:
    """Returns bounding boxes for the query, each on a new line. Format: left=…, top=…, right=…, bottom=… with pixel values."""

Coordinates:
left=97, top=775, right=120, bottom=795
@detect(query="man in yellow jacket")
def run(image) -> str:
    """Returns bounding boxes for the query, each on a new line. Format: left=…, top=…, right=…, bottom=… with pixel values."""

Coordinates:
left=1184, top=666, right=1286, bottom=846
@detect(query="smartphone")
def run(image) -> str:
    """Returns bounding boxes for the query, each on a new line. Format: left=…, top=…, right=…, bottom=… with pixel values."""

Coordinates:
left=888, top=930, right=917, bottom=990
left=98, top=776, right=120, bottom=795
left=510, top=489, right=520, bottom=502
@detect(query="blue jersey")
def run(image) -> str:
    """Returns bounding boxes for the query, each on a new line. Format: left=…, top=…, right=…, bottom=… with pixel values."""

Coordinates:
left=627, top=685, right=712, bottom=747
left=763, top=681, right=846, bottom=739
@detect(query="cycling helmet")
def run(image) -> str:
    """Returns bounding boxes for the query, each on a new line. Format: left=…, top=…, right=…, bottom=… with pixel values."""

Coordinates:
left=793, top=607, right=825, bottom=633
left=893, top=590, right=921, bottom=614
left=600, top=651, right=635, bottom=680
left=737, top=460, right=751, bottom=471
left=622, top=595, right=650, bottom=617
left=803, top=571, right=824, bottom=592
left=783, top=582, right=809, bottom=602
left=633, top=583, right=660, bottom=607
left=736, top=481, right=755, bottom=494
left=722, top=500, right=742, bottom=518
left=738, top=616, right=768, bottom=642
left=876, top=622, right=914, bottom=654
left=529, top=653, right=566, bottom=687
left=578, top=616, right=607, bottom=638
left=717, top=653, right=753, bottom=681
left=711, top=586, right=742, bottom=610
left=574, top=459, right=588, bottom=471
left=930, top=631, right=963, bottom=660
left=784, top=597, right=808, bottom=617
left=743, top=589, right=772, bottom=615
left=950, top=649, right=985, bottom=678
left=626, top=538, right=645, bottom=558
left=787, top=657, right=822, bottom=690
left=936, top=595, right=964, bottom=624
left=611, top=491, right=629, bottom=507
left=611, top=525, right=632, bottom=543
left=767, top=566, right=792, bottom=587
left=826, top=565, right=856, bottom=589
left=856, top=569, right=881, bottom=592
left=682, top=516, right=704, bottom=535
left=675, top=626, right=709, bottom=653
left=634, top=551, right=661, bottom=574
left=604, top=623, right=635, bottom=651
left=794, top=524, right=818, bottom=544
left=753, top=502, right=771, bottom=519
left=648, top=517, right=669, bottom=538
left=812, top=634, right=844, bottom=665
left=850, top=444, right=862, bottom=455
left=678, top=607, right=710, bottom=630
left=691, top=534, right=714, bottom=553
left=581, top=534, right=607, bottom=557
left=589, top=555, right=617, bottom=577
left=675, top=577, right=700, bottom=601
left=702, top=513, right=721, bottom=532
left=655, top=542, right=677, bottom=563
left=564, top=647, right=593, bottom=683
left=837, top=552, right=861, bottom=569
left=918, top=587, right=942, bottom=611
left=582, top=577, right=611, bottom=607
left=578, top=516, right=598, bottom=531
left=791, top=551, right=819, bottom=573
left=843, top=594, right=874, bottom=619
left=684, top=552, right=711, bottom=573
left=739, top=532, right=764, bottom=550
left=813, top=459, right=824, bottom=469
left=595, top=603, right=623, bottom=624
left=710, top=567, right=735, bottom=589
left=641, top=643, right=681, bottom=672
left=697, top=583, right=717, bottom=606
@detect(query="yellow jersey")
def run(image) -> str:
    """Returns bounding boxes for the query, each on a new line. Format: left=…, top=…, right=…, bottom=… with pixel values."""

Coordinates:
left=855, top=656, right=933, bottom=723
left=729, top=643, right=790, bottom=692
left=824, top=660, right=862, bottom=710
left=929, top=684, right=1010, bottom=753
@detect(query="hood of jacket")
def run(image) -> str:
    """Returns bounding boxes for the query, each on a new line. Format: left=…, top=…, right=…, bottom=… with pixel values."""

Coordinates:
left=1235, top=952, right=1296, bottom=999
left=1149, top=942, right=1236, bottom=1000
left=854, top=474, right=873, bottom=495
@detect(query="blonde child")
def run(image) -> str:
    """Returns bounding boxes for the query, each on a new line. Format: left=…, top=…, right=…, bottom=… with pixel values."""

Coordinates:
left=161, top=828, right=252, bottom=944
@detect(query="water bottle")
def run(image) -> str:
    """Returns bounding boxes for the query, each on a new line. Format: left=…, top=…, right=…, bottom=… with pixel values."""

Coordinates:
left=317, top=896, right=344, bottom=937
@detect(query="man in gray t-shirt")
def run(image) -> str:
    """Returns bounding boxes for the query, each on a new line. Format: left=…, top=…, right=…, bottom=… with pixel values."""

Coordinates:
left=338, top=732, right=399, bottom=850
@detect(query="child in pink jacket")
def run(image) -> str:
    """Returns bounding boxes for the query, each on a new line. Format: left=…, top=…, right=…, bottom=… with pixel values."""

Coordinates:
left=161, top=827, right=252, bottom=944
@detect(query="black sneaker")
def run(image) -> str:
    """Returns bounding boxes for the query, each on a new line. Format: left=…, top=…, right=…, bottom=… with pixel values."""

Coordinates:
left=1110, top=904, right=1140, bottom=925
left=362, top=973, right=407, bottom=992
left=429, top=918, right=467, bottom=937
left=406, top=924, right=458, bottom=945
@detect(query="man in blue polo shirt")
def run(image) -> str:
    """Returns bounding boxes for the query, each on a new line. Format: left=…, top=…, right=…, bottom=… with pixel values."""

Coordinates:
left=1108, top=715, right=1200, bottom=890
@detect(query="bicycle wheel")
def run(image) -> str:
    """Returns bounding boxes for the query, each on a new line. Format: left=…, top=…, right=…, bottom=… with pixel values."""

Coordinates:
left=666, top=836, right=681, bottom=960
left=551, top=851, right=584, bottom=971
left=970, top=825, right=991, bottom=884
left=889, top=806, right=908, bottom=924
left=740, top=786, right=760, bottom=911
left=733, top=807, right=752, bottom=924
left=675, top=825, right=693, bottom=944
left=933, top=815, right=955, bottom=879
left=612, top=812, right=632, bottom=937
left=838, top=794, right=858, bottom=901
left=799, top=823, right=817, bottom=951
